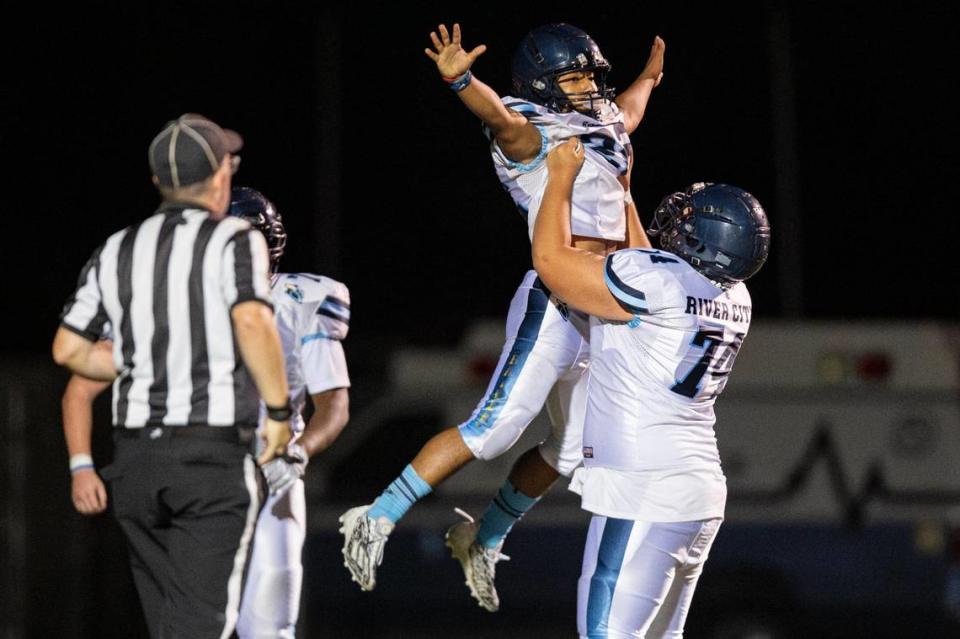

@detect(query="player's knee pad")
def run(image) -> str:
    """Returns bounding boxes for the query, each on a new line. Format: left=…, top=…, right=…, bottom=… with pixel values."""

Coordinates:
left=460, top=412, right=533, bottom=461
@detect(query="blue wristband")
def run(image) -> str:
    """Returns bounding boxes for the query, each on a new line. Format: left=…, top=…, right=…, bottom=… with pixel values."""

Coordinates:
left=449, top=70, right=473, bottom=92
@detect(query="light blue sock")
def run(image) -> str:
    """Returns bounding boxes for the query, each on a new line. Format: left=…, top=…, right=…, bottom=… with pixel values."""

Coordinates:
left=367, top=464, right=432, bottom=524
left=475, top=480, right=541, bottom=549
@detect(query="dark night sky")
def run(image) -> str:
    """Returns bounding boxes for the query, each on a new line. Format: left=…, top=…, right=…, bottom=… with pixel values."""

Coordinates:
left=3, top=1, right=958, bottom=355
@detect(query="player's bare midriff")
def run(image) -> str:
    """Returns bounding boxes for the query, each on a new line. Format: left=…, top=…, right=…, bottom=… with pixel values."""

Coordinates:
left=572, top=235, right=619, bottom=256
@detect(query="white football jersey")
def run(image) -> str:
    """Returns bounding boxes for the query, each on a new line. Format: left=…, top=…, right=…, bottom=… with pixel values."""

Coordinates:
left=486, top=97, right=632, bottom=242
left=574, top=248, right=753, bottom=522
left=269, top=272, right=351, bottom=435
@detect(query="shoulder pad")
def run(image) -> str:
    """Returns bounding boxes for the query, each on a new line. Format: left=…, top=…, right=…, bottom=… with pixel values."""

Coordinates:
left=273, top=273, right=347, bottom=305
left=276, top=273, right=351, bottom=341
left=605, top=249, right=689, bottom=315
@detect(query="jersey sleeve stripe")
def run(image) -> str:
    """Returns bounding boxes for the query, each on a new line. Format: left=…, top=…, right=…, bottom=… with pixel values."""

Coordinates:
left=319, top=297, right=351, bottom=320
left=323, top=295, right=350, bottom=310
left=503, top=101, right=537, bottom=113
left=316, top=306, right=349, bottom=325
left=301, top=331, right=332, bottom=345
left=604, top=255, right=649, bottom=315
left=503, top=125, right=549, bottom=174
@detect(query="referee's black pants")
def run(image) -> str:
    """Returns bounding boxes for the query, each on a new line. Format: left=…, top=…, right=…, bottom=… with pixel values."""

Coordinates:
left=102, top=426, right=261, bottom=639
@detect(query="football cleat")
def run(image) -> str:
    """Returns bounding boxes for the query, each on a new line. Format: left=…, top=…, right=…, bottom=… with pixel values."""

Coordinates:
left=339, top=504, right=394, bottom=591
left=445, top=508, right=510, bottom=613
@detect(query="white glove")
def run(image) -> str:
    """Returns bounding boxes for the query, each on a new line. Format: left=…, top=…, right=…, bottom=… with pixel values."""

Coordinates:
left=260, top=442, right=308, bottom=496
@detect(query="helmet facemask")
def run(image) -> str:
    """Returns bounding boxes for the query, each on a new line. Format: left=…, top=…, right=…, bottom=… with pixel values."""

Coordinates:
left=532, top=56, right=615, bottom=119
left=512, top=24, right=616, bottom=121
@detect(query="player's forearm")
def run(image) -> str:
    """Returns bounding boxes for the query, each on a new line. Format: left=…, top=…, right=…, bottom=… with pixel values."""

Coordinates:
left=298, top=388, right=349, bottom=457
left=534, top=158, right=633, bottom=321
left=52, top=328, right=118, bottom=381
left=614, top=77, right=658, bottom=134
left=624, top=198, right=653, bottom=249
left=532, top=169, right=577, bottom=271
left=455, top=75, right=517, bottom=131
left=232, top=302, right=289, bottom=409
left=532, top=170, right=582, bottom=299
left=455, top=76, right=540, bottom=161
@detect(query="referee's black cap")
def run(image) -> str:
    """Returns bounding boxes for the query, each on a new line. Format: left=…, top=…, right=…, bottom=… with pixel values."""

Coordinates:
left=149, top=114, right=243, bottom=189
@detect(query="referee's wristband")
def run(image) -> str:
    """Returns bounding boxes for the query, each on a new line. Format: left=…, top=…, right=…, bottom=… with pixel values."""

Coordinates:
left=69, top=453, right=95, bottom=473
left=265, top=401, right=293, bottom=421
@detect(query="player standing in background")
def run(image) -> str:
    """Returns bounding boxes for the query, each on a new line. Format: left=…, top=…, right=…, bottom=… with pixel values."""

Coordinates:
left=61, top=187, right=352, bottom=639
left=534, top=139, right=770, bottom=638
left=230, top=187, right=351, bottom=639
left=340, top=22, right=664, bottom=612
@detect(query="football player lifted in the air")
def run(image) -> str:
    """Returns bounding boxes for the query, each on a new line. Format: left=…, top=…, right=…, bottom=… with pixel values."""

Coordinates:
left=340, top=22, right=664, bottom=612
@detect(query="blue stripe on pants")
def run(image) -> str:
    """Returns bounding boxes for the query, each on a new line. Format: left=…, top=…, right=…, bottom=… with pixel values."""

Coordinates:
left=460, top=278, right=549, bottom=438
left=587, top=518, right=634, bottom=638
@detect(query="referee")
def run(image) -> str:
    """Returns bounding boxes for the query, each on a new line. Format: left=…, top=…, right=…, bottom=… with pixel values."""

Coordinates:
left=52, top=113, right=292, bottom=639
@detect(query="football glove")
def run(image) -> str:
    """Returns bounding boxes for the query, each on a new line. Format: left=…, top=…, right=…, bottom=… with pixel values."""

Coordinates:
left=260, top=442, right=307, bottom=496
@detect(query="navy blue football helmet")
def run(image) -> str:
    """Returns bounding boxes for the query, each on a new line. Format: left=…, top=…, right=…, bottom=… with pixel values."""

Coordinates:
left=229, top=186, right=286, bottom=273
left=511, top=23, right=614, bottom=119
left=648, top=183, right=771, bottom=285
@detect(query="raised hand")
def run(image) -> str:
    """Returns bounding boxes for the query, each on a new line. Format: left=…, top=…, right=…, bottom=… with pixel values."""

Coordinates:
left=640, top=36, right=666, bottom=87
left=424, top=23, right=487, bottom=78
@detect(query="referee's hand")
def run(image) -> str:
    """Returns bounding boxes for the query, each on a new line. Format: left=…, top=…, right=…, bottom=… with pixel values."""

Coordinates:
left=72, top=468, right=108, bottom=515
left=258, top=418, right=293, bottom=466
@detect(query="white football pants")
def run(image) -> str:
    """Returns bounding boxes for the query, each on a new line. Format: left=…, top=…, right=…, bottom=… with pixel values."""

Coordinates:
left=458, top=270, right=589, bottom=477
left=577, top=516, right=722, bottom=639
left=236, top=479, right=306, bottom=639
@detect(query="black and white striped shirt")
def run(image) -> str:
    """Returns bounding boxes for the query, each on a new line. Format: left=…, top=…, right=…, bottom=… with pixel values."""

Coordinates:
left=60, top=203, right=273, bottom=428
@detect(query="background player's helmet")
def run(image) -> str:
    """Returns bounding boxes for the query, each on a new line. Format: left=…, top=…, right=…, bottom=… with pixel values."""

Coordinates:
left=648, top=183, right=771, bottom=285
left=511, top=23, right=615, bottom=118
left=229, top=186, right=287, bottom=273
